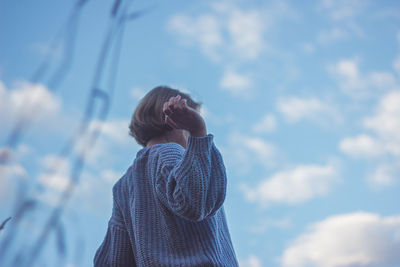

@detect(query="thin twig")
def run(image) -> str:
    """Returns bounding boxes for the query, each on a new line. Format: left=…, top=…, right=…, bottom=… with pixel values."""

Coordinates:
left=0, top=217, right=12, bottom=231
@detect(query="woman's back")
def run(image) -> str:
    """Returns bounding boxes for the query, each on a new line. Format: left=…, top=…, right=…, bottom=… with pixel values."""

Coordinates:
left=94, top=136, right=238, bottom=266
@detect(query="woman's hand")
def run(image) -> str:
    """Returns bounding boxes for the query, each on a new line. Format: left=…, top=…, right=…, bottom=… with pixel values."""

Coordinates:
left=163, top=95, right=207, bottom=137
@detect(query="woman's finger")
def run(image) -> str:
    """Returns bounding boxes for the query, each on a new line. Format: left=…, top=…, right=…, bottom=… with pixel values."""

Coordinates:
left=168, top=96, right=175, bottom=111
left=176, top=98, right=184, bottom=110
left=165, top=115, right=178, bottom=129
left=163, top=102, right=172, bottom=116
left=173, top=95, right=181, bottom=110
left=181, top=99, right=188, bottom=110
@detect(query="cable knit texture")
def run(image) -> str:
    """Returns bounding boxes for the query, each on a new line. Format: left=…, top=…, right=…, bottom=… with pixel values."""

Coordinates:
left=94, top=134, right=238, bottom=266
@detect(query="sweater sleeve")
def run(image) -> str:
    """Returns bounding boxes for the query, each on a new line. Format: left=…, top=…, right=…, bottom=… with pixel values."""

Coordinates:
left=155, top=134, right=227, bottom=222
left=94, top=184, right=135, bottom=266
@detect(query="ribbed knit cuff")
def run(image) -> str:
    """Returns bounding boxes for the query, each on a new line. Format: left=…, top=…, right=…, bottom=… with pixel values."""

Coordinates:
left=186, top=134, right=214, bottom=153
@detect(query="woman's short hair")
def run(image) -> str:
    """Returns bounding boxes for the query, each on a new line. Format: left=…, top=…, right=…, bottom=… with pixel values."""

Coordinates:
left=129, top=86, right=201, bottom=147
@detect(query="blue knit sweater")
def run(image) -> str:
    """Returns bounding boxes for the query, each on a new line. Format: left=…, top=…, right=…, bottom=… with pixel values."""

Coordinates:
left=94, top=134, right=238, bottom=266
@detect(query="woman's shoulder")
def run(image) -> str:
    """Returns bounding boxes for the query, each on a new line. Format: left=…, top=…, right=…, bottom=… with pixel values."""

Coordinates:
left=111, top=168, right=131, bottom=200
left=141, top=142, right=184, bottom=158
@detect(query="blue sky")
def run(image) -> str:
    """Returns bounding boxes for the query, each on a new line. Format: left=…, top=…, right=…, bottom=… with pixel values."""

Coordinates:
left=1, top=0, right=400, bottom=266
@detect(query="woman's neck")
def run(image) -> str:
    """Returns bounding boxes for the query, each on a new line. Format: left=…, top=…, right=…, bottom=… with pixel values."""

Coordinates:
left=146, top=136, right=169, bottom=147
left=146, top=129, right=188, bottom=148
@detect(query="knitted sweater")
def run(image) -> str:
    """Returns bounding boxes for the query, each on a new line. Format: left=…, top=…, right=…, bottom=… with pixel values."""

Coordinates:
left=94, top=134, right=238, bottom=266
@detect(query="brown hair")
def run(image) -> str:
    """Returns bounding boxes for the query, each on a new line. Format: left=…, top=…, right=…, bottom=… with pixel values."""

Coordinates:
left=129, top=86, right=201, bottom=146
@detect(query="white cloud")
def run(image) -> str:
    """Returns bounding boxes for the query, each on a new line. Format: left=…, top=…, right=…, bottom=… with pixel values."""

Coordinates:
left=168, top=1, right=293, bottom=62
left=38, top=171, right=71, bottom=194
left=239, top=255, right=262, bottom=267
left=340, top=90, right=400, bottom=158
left=0, top=80, right=79, bottom=142
left=241, top=136, right=275, bottom=163
left=0, top=80, right=60, bottom=123
left=328, top=58, right=397, bottom=99
left=38, top=155, right=71, bottom=192
left=363, top=91, right=400, bottom=156
left=328, top=58, right=365, bottom=98
left=220, top=70, right=253, bottom=97
left=281, top=212, right=400, bottom=267
left=34, top=155, right=72, bottom=205
left=277, top=96, right=340, bottom=124
left=252, top=114, right=277, bottom=133
left=233, top=133, right=275, bottom=163
left=339, top=134, right=384, bottom=158
left=339, top=90, right=400, bottom=188
left=222, top=132, right=277, bottom=174
left=240, top=162, right=340, bottom=207
left=335, top=58, right=359, bottom=78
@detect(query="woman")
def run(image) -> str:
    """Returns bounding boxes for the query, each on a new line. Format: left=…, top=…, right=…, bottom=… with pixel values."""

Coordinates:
left=94, top=86, right=238, bottom=266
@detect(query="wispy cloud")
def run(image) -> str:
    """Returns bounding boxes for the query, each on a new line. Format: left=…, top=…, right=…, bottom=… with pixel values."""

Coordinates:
left=249, top=217, right=292, bottom=234
left=30, top=42, right=63, bottom=61
left=74, top=118, right=136, bottom=166
left=319, top=0, right=367, bottom=21
left=168, top=2, right=268, bottom=62
left=35, top=153, right=123, bottom=209
left=130, top=87, right=147, bottom=101
left=168, top=13, right=223, bottom=61
left=328, top=58, right=397, bottom=99
left=200, top=106, right=234, bottom=126
left=252, top=113, right=277, bottom=134
left=317, top=27, right=348, bottom=44
left=0, top=160, right=28, bottom=202
left=277, top=96, right=341, bottom=125
left=394, top=56, right=400, bottom=76
left=281, top=212, right=400, bottom=267
left=221, top=4, right=266, bottom=60
left=88, top=119, right=132, bottom=146
left=167, top=1, right=297, bottom=97
left=367, top=162, right=400, bottom=189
